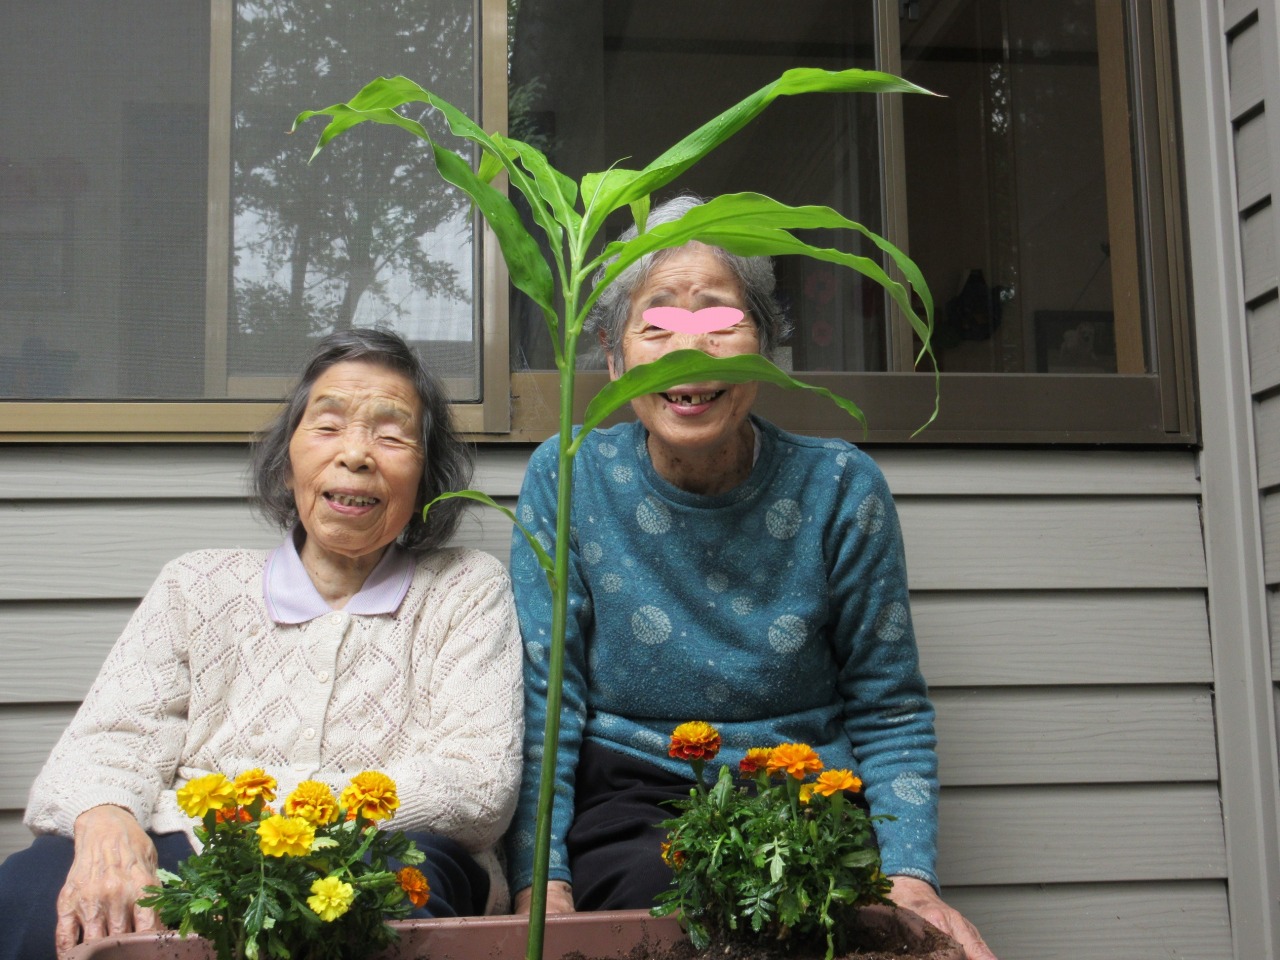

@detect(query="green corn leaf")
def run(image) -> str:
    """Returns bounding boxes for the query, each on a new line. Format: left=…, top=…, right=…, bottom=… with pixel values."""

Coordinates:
left=423, top=489, right=555, bottom=581
left=629, top=195, right=651, bottom=235
left=583, top=68, right=934, bottom=237
left=577, top=351, right=866, bottom=444
left=496, top=134, right=581, bottom=234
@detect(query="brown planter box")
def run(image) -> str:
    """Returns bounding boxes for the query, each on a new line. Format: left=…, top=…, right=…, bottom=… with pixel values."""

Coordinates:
left=68, top=906, right=961, bottom=960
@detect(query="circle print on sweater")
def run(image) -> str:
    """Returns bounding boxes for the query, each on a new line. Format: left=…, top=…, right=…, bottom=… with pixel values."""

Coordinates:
left=766, top=499, right=802, bottom=539
left=768, top=614, right=807, bottom=654
left=612, top=464, right=634, bottom=484
left=636, top=496, right=672, bottom=534
left=632, top=605, right=672, bottom=645
left=892, top=771, right=931, bottom=806
left=856, top=494, right=886, bottom=534
left=875, top=601, right=910, bottom=644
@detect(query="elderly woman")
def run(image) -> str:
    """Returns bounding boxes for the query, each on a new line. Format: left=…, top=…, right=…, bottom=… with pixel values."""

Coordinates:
left=0, top=329, right=523, bottom=959
left=506, top=197, right=994, bottom=958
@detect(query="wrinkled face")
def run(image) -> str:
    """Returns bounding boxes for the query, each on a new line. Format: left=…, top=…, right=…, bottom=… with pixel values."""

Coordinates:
left=287, top=361, right=425, bottom=566
left=608, top=244, right=761, bottom=461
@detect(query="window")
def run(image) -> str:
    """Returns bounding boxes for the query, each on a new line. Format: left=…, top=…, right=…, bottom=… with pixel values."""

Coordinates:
left=3, top=0, right=1191, bottom=443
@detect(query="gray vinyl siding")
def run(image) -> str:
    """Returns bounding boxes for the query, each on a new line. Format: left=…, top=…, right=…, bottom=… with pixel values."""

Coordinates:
left=1226, top=1, right=1280, bottom=773
left=0, top=443, right=1226, bottom=959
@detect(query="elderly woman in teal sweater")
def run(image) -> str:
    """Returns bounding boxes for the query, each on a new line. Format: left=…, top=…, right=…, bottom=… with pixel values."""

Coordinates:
left=506, top=196, right=995, bottom=960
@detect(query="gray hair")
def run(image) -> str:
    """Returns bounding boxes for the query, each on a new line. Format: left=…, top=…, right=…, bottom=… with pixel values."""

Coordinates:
left=251, top=328, right=473, bottom=555
left=586, top=194, right=791, bottom=370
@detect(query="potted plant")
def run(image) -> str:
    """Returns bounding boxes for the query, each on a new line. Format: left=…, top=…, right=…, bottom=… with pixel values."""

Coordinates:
left=72, top=66, right=954, bottom=960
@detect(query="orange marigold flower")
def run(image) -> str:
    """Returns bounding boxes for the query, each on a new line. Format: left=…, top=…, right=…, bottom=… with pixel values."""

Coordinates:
left=766, top=743, right=823, bottom=780
left=233, top=768, right=277, bottom=805
left=285, top=780, right=339, bottom=826
left=340, top=771, right=400, bottom=822
left=397, top=866, right=431, bottom=908
left=176, top=773, right=237, bottom=818
left=668, top=721, right=721, bottom=762
left=814, top=769, right=863, bottom=797
left=739, top=747, right=773, bottom=776
left=660, top=840, right=687, bottom=869
left=257, top=815, right=316, bottom=857
left=215, top=806, right=253, bottom=825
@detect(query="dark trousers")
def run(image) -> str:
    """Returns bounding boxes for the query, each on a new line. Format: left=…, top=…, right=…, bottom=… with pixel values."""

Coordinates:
left=565, top=742, right=693, bottom=911
left=0, top=830, right=487, bottom=960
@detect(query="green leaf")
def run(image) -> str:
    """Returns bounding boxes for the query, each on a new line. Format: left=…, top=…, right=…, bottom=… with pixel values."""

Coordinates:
left=583, top=68, right=935, bottom=237
left=424, top=490, right=556, bottom=583
left=629, top=196, right=651, bottom=235
left=578, top=351, right=866, bottom=442
left=496, top=134, right=581, bottom=234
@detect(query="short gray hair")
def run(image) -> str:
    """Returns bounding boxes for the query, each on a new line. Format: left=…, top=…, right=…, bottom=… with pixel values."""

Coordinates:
left=251, top=328, right=473, bottom=555
left=586, top=194, right=791, bottom=370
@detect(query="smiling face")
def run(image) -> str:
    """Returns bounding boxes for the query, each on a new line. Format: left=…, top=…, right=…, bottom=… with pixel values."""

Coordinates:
left=286, top=360, right=425, bottom=576
left=608, top=244, right=761, bottom=493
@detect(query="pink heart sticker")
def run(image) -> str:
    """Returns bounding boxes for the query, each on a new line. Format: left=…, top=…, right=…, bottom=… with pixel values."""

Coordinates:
left=642, top=305, right=745, bottom=335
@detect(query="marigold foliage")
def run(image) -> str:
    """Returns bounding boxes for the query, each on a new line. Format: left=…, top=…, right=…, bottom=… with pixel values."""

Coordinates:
left=140, top=769, right=427, bottom=960
left=655, top=729, right=893, bottom=960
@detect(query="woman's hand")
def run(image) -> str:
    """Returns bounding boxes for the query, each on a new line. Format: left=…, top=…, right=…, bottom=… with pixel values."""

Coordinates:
left=55, top=805, right=162, bottom=957
left=512, top=881, right=575, bottom=915
left=887, top=875, right=997, bottom=960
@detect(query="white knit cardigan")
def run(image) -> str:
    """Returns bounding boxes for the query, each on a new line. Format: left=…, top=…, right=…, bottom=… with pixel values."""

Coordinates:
left=25, top=546, right=524, bottom=913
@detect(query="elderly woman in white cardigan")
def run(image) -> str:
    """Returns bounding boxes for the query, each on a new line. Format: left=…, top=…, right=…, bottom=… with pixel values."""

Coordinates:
left=0, top=329, right=523, bottom=960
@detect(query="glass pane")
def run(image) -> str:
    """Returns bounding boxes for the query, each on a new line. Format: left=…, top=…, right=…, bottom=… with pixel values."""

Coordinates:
left=0, top=2, right=209, bottom=399
left=507, top=0, right=882, bottom=373
left=901, top=0, right=1142, bottom=374
left=229, top=0, right=481, bottom=400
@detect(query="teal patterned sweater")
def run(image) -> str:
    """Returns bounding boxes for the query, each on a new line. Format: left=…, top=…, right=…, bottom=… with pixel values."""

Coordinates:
left=505, top=417, right=940, bottom=893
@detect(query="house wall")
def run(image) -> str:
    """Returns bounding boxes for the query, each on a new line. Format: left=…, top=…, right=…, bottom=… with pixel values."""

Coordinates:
left=0, top=442, right=1229, bottom=959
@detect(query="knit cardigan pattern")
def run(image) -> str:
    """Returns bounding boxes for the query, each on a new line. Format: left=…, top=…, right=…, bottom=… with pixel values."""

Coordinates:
left=506, top=417, right=940, bottom=893
left=25, top=546, right=524, bottom=913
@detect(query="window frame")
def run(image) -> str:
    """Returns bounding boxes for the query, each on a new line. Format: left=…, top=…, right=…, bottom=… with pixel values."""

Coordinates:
left=2, top=0, right=1194, bottom=445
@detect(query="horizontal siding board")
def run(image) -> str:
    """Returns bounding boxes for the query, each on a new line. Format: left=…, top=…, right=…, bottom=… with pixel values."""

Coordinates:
left=899, top=498, right=1207, bottom=590
left=0, top=704, right=76, bottom=808
left=913, top=590, right=1212, bottom=684
left=1242, top=202, right=1279, bottom=304
left=945, top=881, right=1231, bottom=960
left=1258, top=393, right=1280, bottom=489
left=869, top=449, right=1199, bottom=496
left=0, top=445, right=533, bottom=501
left=0, top=814, right=34, bottom=860
left=1265, top=491, right=1280, bottom=585
left=1235, top=107, right=1271, bottom=211
left=0, top=601, right=136, bottom=702
left=932, top=687, right=1218, bottom=785
left=1228, top=19, right=1266, bottom=121
left=0, top=502, right=515, bottom=601
left=936, top=784, right=1226, bottom=884
left=1251, top=294, right=1280, bottom=392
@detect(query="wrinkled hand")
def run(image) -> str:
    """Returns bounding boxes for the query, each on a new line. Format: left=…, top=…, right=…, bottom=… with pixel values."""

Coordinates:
left=55, top=806, right=162, bottom=958
left=512, top=881, right=575, bottom=915
left=887, top=875, right=996, bottom=960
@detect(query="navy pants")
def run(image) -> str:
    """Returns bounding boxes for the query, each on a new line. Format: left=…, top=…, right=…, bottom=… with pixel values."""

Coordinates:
left=0, top=829, right=487, bottom=960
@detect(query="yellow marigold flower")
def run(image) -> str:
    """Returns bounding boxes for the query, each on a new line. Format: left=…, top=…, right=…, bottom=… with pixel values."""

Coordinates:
left=340, top=771, right=400, bottom=822
left=668, top=721, right=721, bottom=762
left=285, top=780, right=339, bottom=826
left=397, top=866, right=431, bottom=908
left=307, top=875, right=355, bottom=922
left=176, top=773, right=236, bottom=818
left=814, top=769, right=863, bottom=797
left=257, top=815, right=316, bottom=857
left=660, top=840, right=687, bottom=869
left=798, top=783, right=816, bottom=804
left=233, top=768, right=277, bottom=805
left=766, top=743, right=824, bottom=780
left=739, top=747, right=773, bottom=776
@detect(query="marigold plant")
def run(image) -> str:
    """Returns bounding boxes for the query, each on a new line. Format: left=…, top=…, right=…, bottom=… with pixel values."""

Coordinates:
left=140, top=769, right=426, bottom=960
left=654, top=724, right=892, bottom=960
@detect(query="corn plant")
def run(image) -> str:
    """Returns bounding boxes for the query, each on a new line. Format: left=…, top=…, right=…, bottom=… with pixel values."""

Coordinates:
left=295, top=67, right=936, bottom=960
